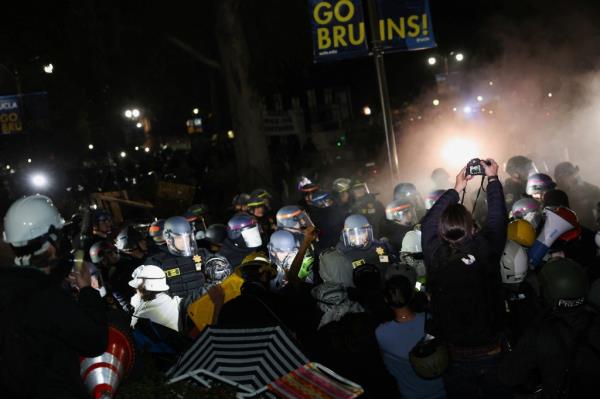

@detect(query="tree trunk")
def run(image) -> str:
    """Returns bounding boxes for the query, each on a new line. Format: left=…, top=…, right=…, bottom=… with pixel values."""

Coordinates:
left=215, top=0, right=273, bottom=190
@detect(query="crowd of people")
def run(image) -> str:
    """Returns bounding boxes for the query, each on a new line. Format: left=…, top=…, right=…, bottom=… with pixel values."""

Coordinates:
left=1, top=154, right=600, bottom=398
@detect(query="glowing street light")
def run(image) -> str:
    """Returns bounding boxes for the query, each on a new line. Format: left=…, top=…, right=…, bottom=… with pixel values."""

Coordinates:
left=88, top=144, right=94, bottom=150
left=193, top=108, right=199, bottom=115
left=476, top=95, right=483, bottom=102
left=136, top=122, right=143, bottom=128
left=452, top=107, right=457, bottom=112
left=120, top=151, right=127, bottom=158
left=27, top=158, right=32, bottom=163
left=463, top=106, right=472, bottom=114
left=489, top=81, right=494, bottom=86
left=432, top=99, right=440, bottom=106
left=5, top=165, right=10, bottom=170
left=132, top=109, right=140, bottom=118
left=31, top=173, right=48, bottom=189
left=547, top=92, right=553, bottom=98
left=124, top=109, right=133, bottom=118
left=362, top=106, right=372, bottom=116
left=227, top=130, right=235, bottom=139
left=135, top=146, right=139, bottom=151
left=43, top=64, right=54, bottom=74
left=144, top=147, right=150, bottom=153
left=427, top=57, right=437, bottom=66
left=455, top=53, right=464, bottom=62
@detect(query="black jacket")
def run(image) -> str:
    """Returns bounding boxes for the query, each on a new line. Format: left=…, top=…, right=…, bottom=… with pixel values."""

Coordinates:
left=0, top=267, right=108, bottom=399
left=421, top=180, right=508, bottom=346
left=499, top=308, right=600, bottom=399
left=217, top=239, right=257, bottom=269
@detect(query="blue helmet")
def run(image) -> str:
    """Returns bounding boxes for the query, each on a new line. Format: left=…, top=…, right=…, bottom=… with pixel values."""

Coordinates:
left=268, top=230, right=299, bottom=270
left=342, top=214, right=373, bottom=248
left=276, top=205, right=314, bottom=231
left=163, top=216, right=197, bottom=256
left=526, top=173, right=556, bottom=199
left=385, top=200, right=416, bottom=226
left=309, top=190, right=333, bottom=208
left=393, top=183, right=418, bottom=201
left=227, top=213, right=262, bottom=248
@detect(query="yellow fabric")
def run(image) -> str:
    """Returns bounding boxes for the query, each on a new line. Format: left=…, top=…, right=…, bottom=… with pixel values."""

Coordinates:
left=507, top=219, right=536, bottom=247
left=187, top=274, right=244, bottom=331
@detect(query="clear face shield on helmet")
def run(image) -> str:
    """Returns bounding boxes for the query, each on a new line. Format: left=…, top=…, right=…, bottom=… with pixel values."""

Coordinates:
left=241, top=225, right=263, bottom=248
left=386, top=206, right=416, bottom=226
left=278, top=210, right=314, bottom=232
left=268, top=246, right=299, bottom=272
left=343, top=226, right=374, bottom=248
left=165, top=231, right=198, bottom=257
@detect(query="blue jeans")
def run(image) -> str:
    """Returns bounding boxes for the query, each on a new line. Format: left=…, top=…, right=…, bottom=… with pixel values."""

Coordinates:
left=443, top=353, right=513, bottom=399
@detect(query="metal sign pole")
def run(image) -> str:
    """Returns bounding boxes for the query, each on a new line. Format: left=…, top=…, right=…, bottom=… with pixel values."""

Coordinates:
left=366, top=0, right=400, bottom=184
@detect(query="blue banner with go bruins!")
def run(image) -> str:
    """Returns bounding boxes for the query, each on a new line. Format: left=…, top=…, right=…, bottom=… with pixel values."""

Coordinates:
left=309, top=0, right=369, bottom=62
left=309, top=0, right=436, bottom=62
left=375, top=0, right=436, bottom=53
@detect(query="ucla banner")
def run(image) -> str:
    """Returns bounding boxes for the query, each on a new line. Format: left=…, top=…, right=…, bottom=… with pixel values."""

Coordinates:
left=309, top=0, right=369, bottom=62
left=375, top=0, right=436, bottom=52
left=0, top=95, right=22, bottom=134
left=309, top=0, right=436, bottom=62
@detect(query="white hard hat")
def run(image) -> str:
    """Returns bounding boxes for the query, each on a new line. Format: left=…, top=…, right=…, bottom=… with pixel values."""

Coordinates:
left=401, top=230, right=422, bottom=253
left=500, top=240, right=528, bottom=284
left=3, top=194, right=65, bottom=247
left=128, top=265, right=169, bottom=292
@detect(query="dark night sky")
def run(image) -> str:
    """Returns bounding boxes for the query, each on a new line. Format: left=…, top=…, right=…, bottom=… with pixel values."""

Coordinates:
left=2, top=0, right=600, bottom=159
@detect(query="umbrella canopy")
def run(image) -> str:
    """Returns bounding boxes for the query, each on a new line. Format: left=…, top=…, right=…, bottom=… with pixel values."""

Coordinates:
left=167, top=326, right=308, bottom=392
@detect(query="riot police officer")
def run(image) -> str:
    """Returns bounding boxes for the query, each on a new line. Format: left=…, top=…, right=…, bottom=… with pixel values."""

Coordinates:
left=350, top=180, right=385, bottom=237
left=393, top=182, right=426, bottom=220
left=144, top=216, right=208, bottom=299
left=380, top=199, right=417, bottom=254
left=218, top=213, right=264, bottom=268
left=336, top=214, right=395, bottom=279
left=503, top=155, right=536, bottom=209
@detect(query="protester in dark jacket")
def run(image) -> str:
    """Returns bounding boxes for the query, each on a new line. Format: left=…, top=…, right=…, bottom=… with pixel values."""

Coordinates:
left=421, top=159, right=510, bottom=399
left=0, top=266, right=108, bottom=399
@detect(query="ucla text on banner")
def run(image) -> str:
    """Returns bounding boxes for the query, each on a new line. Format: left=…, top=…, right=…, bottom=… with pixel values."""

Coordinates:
left=375, top=0, right=436, bottom=52
left=309, top=0, right=369, bottom=62
left=0, top=95, right=22, bottom=134
left=309, top=0, right=436, bottom=62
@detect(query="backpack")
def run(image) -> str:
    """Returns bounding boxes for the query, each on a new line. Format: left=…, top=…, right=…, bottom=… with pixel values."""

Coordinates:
left=428, top=246, right=501, bottom=346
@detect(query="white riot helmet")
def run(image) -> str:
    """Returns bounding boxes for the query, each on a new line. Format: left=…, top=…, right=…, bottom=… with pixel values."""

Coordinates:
left=3, top=195, right=65, bottom=266
left=128, top=265, right=170, bottom=292
left=500, top=240, right=528, bottom=284
left=401, top=230, right=422, bottom=253
left=163, top=216, right=197, bottom=257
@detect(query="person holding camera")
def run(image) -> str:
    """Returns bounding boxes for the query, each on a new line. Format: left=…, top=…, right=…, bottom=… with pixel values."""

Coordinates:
left=421, top=158, right=510, bottom=399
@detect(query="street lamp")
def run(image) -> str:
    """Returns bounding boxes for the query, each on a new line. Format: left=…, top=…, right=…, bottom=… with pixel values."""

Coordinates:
left=476, top=95, right=483, bottom=102
left=124, top=109, right=133, bottom=118
left=88, top=144, right=94, bottom=150
left=432, top=99, right=440, bottom=106
left=43, top=64, right=54, bottom=74
left=132, top=109, right=140, bottom=118
left=362, top=106, right=372, bottom=116
left=455, top=53, right=464, bottom=62
left=27, top=158, right=32, bottom=163
left=193, top=108, right=199, bottom=115
left=120, top=151, right=127, bottom=158
left=427, top=57, right=437, bottom=66
left=31, top=173, right=48, bottom=189
left=136, top=122, right=143, bottom=128
left=144, top=147, right=150, bottom=153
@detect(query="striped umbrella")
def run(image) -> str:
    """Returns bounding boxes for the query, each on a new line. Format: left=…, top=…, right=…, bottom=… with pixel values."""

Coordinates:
left=167, top=326, right=308, bottom=393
